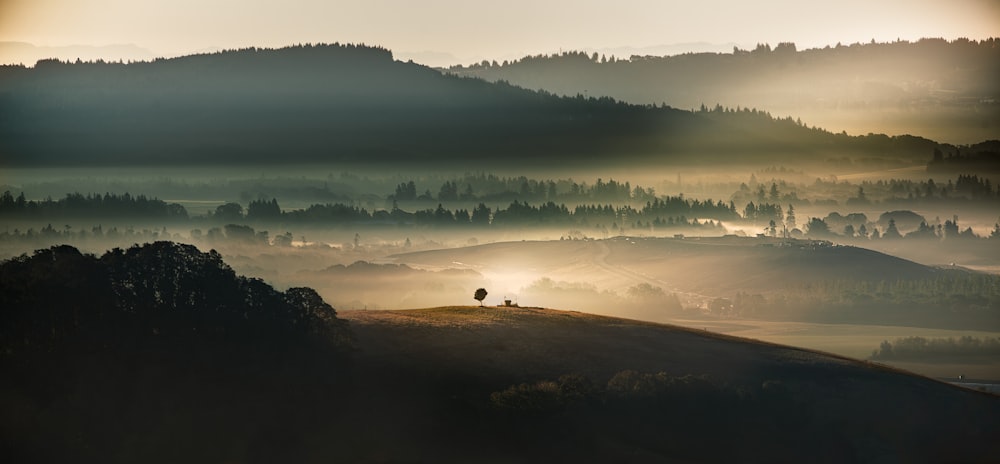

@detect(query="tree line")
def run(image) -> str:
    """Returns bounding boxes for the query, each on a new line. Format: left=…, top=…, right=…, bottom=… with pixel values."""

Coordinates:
left=870, top=336, right=1000, bottom=361
left=0, top=191, right=187, bottom=219
left=707, top=273, right=1000, bottom=329
left=390, top=176, right=660, bottom=204
left=243, top=197, right=729, bottom=231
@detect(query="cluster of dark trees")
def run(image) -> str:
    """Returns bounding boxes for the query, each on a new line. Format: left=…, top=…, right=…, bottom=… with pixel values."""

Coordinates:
left=804, top=213, right=996, bottom=241
left=5, top=185, right=996, bottom=246
left=856, top=171, right=1000, bottom=203
left=0, top=223, right=178, bottom=243
left=742, top=201, right=786, bottom=224
left=0, top=242, right=351, bottom=357
left=870, top=336, right=1000, bottom=362
left=730, top=172, right=1000, bottom=212
left=0, top=242, right=354, bottom=462
left=392, top=176, right=660, bottom=204
left=928, top=142, right=1000, bottom=175
left=0, top=191, right=187, bottom=219
left=244, top=198, right=728, bottom=232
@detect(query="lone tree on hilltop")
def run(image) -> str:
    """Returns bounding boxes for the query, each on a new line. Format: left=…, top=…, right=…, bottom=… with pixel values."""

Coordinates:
left=474, top=288, right=488, bottom=307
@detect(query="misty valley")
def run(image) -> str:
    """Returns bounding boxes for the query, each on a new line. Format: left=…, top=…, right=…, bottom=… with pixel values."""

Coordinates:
left=3, top=166, right=999, bottom=368
left=2, top=41, right=999, bottom=462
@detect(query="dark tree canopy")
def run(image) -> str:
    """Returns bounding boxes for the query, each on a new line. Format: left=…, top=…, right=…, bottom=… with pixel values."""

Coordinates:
left=474, top=288, right=488, bottom=306
left=0, top=241, right=351, bottom=356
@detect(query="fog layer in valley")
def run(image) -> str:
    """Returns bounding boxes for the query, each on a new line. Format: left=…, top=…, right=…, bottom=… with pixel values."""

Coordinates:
left=3, top=162, right=998, bottom=381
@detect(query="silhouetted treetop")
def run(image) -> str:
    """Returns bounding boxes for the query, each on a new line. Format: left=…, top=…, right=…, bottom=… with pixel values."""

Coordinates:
left=0, top=242, right=351, bottom=356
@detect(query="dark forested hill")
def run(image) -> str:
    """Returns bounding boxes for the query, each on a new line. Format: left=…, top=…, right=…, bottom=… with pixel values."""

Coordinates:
left=0, top=43, right=946, bottom=167
left=447, top=38, right=1000, bottom=144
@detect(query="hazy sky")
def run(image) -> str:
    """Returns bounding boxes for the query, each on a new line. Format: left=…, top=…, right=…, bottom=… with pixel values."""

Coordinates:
left=1, top=0, right=998, bottom=66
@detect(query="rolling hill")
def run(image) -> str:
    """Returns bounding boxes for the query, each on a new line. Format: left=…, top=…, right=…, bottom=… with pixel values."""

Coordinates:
left=338, top=306, right=998, bottom=462
left=0, top=43, right=945, bottom=167
left=389, top=236, right=999, bottom=328
left=447, top=38, right=1000, bottom=145
left=1, top=242, right=997, bottom=462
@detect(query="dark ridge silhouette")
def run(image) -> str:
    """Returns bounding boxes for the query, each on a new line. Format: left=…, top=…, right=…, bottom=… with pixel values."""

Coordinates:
left=450, top=38, right=999, bottom=108
left=0, top=43, right=947, bottom=167
left=448, top=38, right=1000, bottom=144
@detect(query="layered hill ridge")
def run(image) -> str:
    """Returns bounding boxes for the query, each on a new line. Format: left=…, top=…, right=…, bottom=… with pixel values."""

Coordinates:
left=390, top=236, right=1000, bottom=329
left=447, top=38, right=1000, bottom=144
left=0, top=43, right=944, bottom=167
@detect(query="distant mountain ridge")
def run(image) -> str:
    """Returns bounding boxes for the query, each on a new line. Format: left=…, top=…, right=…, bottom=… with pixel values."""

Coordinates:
left=0, top=43, right=949, bottom=167
left=447, top=38, right=1000, bottom=144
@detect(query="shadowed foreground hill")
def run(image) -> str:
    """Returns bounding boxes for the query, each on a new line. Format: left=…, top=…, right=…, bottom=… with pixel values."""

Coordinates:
left=341, top=307, right=999, bottom=463
left=1, top=244, right=996, bottom=462
left=0, top=242, right=353, bottom=463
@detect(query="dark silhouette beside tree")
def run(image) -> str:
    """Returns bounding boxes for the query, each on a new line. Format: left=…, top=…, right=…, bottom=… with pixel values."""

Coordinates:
left=474, top=288, right=488, bottom=306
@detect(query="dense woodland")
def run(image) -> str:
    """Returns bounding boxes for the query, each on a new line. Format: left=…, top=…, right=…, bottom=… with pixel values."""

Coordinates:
left=448, top=38, right=1000, bottom=144
left=450, top=38, right=999, bottom=108
left=0, top=42, right=964, bottom=167
left=0, top=242, right=351, bottom=357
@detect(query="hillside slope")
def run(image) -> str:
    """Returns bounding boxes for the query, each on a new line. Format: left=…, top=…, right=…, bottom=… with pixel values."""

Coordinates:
left=447, top=38, right=1000, bottom=144
left=3, top=243, right=996, bottom=462
left=340, top=306, right=999, bottom=462
left=390, top=236, right=999, bottom=329
left=0, top=43, right=943, bottom=167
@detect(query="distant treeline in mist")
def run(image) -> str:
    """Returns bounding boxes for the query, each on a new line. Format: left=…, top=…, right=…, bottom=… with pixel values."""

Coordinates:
left=4, top=169, right=998, bottom=226
left=207, top=199, right=739, bottom=234
left=5, top=189, right=1000, bottom=245
left=0, top=43, right=952, bottom=166
left=390, top=175, right=661, bottom=204
left=0, top=191, right=187, bottom=219
left=0, top=190, right=734, bottom=228
left=927, top=142, right=1000, bottom=175
left=709, top=272, right=1000, bottom=329
left=448, top=38, right=1000, bottom=142
left=450, top=38, right=998, bottom=108
left=870, top=336, right=1000, bottom=362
